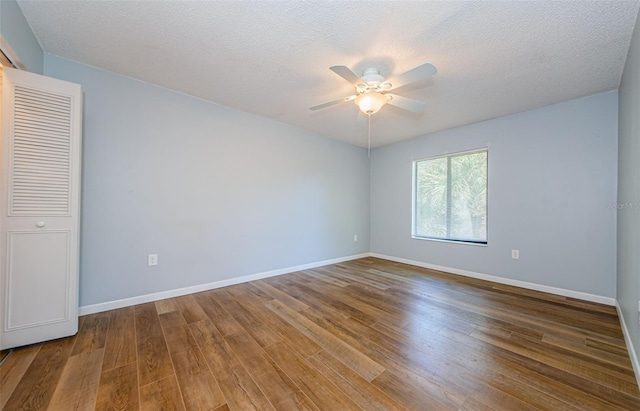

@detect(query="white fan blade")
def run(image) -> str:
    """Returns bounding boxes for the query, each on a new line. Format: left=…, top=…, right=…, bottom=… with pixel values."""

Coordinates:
left=386, top=62, right=437, bottom=90
left=309, top=95, right=356, bottom=111
left=386, top=94, right=427, bottom=113
left=330, top=65, right=364, bottom=86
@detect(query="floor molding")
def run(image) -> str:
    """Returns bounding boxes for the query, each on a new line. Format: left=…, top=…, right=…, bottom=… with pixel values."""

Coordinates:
left=370, top=253, right=616, bottom=306
left=79, top=253, right=370, bottom=315
left=616, top=301, right=640, bottom=390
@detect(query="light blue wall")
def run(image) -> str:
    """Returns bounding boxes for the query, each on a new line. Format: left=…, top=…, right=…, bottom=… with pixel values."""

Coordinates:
left=0, top=0, right=42, bottom=73
left=618, top=11, right=640, bottom=370
left=371, top=91, right=618, bottom=298
left=44, top=54, right=370, bottom=307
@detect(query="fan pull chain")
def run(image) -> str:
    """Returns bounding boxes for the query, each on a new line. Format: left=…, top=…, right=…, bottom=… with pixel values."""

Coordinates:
left=368, top=113, right=371, bottom=158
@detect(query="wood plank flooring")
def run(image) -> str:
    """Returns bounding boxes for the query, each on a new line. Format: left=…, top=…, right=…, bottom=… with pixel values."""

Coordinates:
left=1, top=257, right=639, bottom=410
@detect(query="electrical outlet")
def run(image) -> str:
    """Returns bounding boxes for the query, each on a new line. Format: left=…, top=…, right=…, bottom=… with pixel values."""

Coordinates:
left=511, top=250, right=520, bottom=259
left=353, top=235, right=358, bottom=242
left=148, top=254, right=158, bottom=266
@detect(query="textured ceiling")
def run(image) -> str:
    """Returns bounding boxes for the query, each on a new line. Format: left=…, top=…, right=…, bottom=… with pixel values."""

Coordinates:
left=17, top=0, right=640, bottom=148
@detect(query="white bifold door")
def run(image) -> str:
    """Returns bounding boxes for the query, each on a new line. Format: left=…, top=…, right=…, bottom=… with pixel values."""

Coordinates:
left=0, top=66, right=82, bottom=350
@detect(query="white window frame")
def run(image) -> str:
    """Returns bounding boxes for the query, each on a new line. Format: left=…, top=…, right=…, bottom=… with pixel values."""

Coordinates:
left=412, top=148, right=488, bottom=245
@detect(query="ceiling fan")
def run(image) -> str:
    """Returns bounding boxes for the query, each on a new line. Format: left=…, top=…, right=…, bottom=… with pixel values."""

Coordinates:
left=309, top=62, right=437, bottom=115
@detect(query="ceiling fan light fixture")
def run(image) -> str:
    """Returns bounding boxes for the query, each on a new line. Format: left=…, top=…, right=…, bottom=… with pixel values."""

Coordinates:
left=311, top=63, right=435, bottom=114
left=355, top=92, right=388, bottom=115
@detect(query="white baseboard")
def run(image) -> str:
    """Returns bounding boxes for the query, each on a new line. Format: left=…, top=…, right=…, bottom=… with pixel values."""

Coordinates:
left=370, top=253, right=616, bottom=306
left=79, top=253, right=370, bottom=315
left=79, top=250, right=639, bottom=389
left=81, top=251, right=615, bottom=311
left=616, top=301, right=640, bottom=390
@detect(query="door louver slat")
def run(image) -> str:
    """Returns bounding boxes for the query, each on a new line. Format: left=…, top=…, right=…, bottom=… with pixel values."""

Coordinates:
left=10, top=85, right=73, bottom=215
left=14, top=165, right=70, bottom=174
left=15, top=137, right=70, bottom=148
left=14, top=139, right=70, bottom=149
left=15, top=106, right=71, bottom=116
left=16, top=126, right=70, bottom=137
left=13, top=148, right=71, bottom=160
left=15, top=119, right=69, bottom=132
left=16, top=107, right=71, bottom=121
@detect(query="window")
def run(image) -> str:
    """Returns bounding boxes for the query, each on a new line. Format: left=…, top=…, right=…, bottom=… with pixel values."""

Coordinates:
left=413, top=149, right=487, bottom=244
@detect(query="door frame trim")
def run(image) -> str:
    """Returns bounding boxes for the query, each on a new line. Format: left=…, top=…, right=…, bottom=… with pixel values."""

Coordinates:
left=0, top=34, right=23, bottom=69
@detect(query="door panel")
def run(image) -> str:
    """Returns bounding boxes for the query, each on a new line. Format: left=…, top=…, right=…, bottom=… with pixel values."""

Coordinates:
left=6, top=230, right=70, bottom=330
left=0, top=66, right=82, bottom=350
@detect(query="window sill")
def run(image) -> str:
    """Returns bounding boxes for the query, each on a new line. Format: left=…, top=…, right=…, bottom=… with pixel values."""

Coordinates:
left=411, top=236, right=488, bottom=247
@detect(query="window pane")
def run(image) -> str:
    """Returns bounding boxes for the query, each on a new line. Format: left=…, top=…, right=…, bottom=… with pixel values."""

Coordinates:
left=415, top=157, right=447, bottom=238
left=413, top=150, right=487, bottom=243
left=450, top=151, right=487, bottom=241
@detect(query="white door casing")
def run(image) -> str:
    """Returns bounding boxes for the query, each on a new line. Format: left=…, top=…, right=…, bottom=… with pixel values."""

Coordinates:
left=0, top=66, right=82, bottom=350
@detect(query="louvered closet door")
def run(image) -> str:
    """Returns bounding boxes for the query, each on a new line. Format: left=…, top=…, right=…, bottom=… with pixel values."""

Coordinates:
left=0, top=67, right=82, bottom=350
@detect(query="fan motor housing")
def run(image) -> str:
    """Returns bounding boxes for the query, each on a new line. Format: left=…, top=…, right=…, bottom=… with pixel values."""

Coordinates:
left=361, top=68, right=385, bottom=84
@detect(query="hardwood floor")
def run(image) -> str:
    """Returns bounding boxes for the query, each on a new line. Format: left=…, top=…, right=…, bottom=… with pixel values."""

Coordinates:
left=1, top=257, right=639, bottom=410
